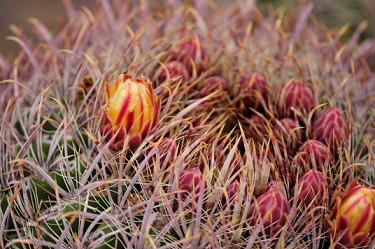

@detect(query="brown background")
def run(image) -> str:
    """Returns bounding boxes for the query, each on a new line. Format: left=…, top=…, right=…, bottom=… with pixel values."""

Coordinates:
left=0, top=0, right=95, bottom=59
left=0, top=0, right=374, bottom=61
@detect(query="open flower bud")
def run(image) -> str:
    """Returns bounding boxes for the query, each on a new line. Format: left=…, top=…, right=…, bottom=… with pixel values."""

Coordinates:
left=312, top=107, right=349, bottom=153
left=153, top=61, right=189, bottom=84
left=101, top=73, right=161, bottom=150
left=178, top=167, right=205, bottom=202
left=293, top=170, right=327, bottom=209
left=277, top=81, right=315, bottom=118
left=171, top=35, right=207, bottom=73
left=293, top=140, right=332, bottom=172
left=239, top=73, right=269, bottom=113
left=247, top=185, right=291, bottom=237
left=326, top=180, right=375, bottom=248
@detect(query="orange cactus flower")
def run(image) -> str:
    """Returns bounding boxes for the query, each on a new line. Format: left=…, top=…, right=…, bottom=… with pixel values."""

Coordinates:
left=101, top=73, right=161, bottom=150
left=326, top=180, right=375, bottom=248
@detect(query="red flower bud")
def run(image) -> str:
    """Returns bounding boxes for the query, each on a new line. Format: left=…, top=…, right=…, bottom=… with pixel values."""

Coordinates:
left=221, top=180, right=240, bottom=208
left=247, top=185, right=291, bottom=237
left=147, top=138, right=177, bottom=168
left=293, top=170, right=327, bottom=209
left=313, top=107, right=349, bottom=153
left=171, top=35, right=207, bottom=73
left=293, top=140, right=332, bottom=172
left=178, top=167, right=205, bottom=202
left=277, top=81, right=315, bottom=118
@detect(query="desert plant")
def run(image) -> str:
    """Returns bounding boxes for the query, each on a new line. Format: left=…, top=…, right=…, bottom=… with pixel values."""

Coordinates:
left=0, top=0, right=374, bottom=248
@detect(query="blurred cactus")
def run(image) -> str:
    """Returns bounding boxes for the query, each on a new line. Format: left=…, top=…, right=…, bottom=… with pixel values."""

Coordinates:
left=153, top=61, right=189, bottom=84
left=170, top=35, right=207, bottom=74
left=0, top=0, right=374, bottom=248
left=236, top=73, right=269, bottom=115
left=274, top=117, right=303, bottom=153
left=199, top=76, right=229, bottom=99
left=277, top=81, right=315, bottom=118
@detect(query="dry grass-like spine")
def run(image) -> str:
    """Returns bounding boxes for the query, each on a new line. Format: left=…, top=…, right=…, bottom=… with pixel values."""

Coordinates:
left=0, top=0, right=374, bottom=248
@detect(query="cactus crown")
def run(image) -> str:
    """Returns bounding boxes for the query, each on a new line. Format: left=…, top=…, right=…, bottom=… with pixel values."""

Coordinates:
left=0, top=1, right=374, bottom=249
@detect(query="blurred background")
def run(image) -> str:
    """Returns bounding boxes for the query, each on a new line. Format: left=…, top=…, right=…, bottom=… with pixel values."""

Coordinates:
left=0, top=0, right=374, bottom=60
left=0, top=0, right=96, bottom=60
left=260, top=0, right=375, bottom=39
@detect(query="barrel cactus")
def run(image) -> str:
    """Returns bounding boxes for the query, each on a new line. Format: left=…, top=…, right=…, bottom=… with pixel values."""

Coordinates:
left=0, top=0, right=374, bottom=249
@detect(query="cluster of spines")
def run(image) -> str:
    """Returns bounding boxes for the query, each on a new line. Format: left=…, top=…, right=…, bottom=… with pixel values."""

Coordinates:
left=0, top=0, right=374, bottom=249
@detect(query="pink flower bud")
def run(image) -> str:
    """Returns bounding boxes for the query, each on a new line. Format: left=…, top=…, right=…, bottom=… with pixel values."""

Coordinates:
left=153, top=61, right=189, bottom=83
left=147, top=138, right=177, bottom=168
left=313, top=107, right=349, bottom=153
left=221, top=180, right=240, bottom=208
left=178, top=167, right=205, bottom=202
left=277, top=81, right=315, bottom=118
left=247, top=185, right=291, bottom=237
left=293, top=170, right=327, bottom=209
left=293, top=140, right=332, bottom=172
